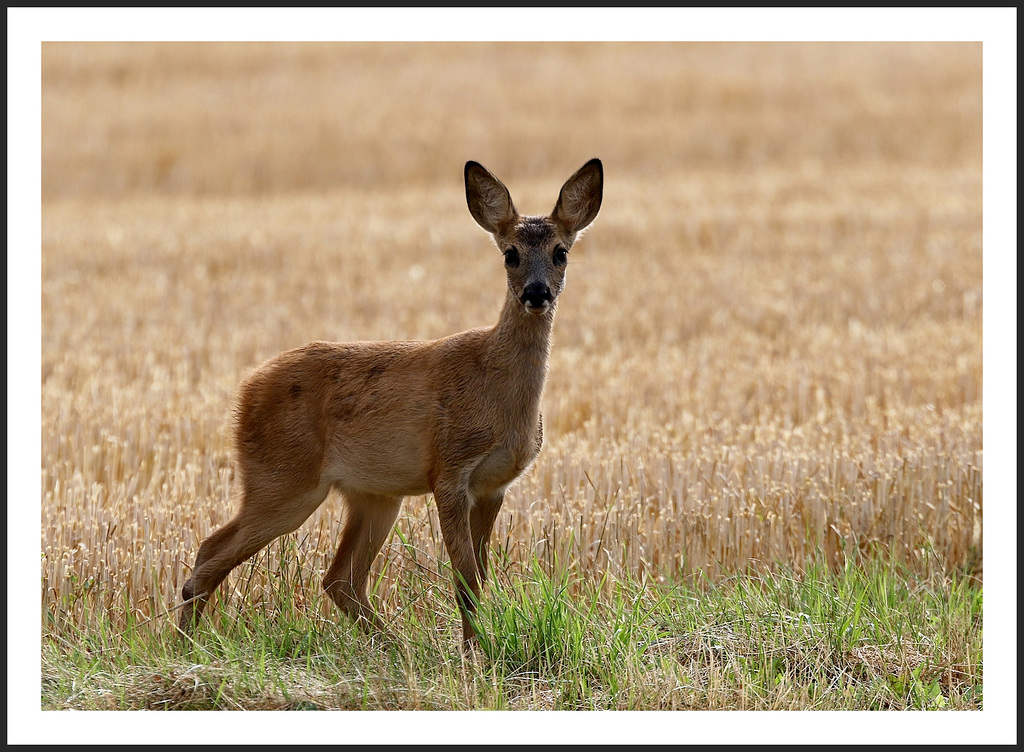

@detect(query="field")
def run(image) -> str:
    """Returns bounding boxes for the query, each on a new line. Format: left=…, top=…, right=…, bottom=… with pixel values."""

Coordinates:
left=26, top=29, right=1001, bottom=729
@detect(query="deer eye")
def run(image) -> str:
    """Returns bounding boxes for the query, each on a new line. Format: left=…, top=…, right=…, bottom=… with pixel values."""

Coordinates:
left=503, top=247, right=520, bottom=268
left=553, top=246, right=568, bottom=266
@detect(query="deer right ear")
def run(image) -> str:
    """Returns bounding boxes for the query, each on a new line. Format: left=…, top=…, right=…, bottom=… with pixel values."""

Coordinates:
left=552, top=158, right=603, bottom=235
left=465, top=161, right=518, bottom=234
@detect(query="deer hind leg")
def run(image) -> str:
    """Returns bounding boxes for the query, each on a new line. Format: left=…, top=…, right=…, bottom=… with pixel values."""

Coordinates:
left=179, top=479, right=332, bottom=635
left=322, top=492, right=403, bottom=630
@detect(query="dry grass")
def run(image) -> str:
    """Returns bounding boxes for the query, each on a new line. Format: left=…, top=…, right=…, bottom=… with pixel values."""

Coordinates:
left=39, top=42, right=982, bottom=648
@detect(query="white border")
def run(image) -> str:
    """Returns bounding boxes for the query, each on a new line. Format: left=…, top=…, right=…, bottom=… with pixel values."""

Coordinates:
left=10, top=7, right=1016, bottom=745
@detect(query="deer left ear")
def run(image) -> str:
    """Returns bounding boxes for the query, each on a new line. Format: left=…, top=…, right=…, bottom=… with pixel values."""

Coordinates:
left=552, top=158, right=603, bottom=235
left=466, top=161, right=519, bottom=234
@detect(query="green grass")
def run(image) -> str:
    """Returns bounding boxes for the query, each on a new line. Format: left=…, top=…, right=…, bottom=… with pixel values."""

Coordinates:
left=40, top=550, right=982, bottom=712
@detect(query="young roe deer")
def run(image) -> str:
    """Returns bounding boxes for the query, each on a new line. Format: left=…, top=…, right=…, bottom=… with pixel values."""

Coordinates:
left=178, top=158, right=603, bottom=647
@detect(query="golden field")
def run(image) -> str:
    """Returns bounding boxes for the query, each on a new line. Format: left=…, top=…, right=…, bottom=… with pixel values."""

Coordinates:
left=39, top=41, right=983, bottom=634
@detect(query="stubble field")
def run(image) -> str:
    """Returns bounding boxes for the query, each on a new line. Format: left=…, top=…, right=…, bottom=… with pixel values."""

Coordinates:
left=38, top=41, right=984, bottom=714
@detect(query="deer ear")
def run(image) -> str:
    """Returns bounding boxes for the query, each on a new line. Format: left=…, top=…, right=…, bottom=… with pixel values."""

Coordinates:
left=552, top=158, right=603, bottom=234
left=465, top=161, right=518, bottom=234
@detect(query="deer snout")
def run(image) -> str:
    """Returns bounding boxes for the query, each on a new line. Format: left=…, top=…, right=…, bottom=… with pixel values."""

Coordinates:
left=520, top=282, right=553, bottom=314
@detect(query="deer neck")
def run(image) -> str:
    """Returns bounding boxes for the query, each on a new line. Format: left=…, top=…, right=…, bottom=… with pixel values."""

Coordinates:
left=487, top=289, right=555, bottom=401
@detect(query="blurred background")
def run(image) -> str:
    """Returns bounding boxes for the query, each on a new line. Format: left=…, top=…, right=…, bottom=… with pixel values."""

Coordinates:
left=42, top=41, right=981, bottom=199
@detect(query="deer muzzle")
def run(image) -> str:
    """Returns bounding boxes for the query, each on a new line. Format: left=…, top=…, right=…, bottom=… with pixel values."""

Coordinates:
left=520, top=282, right=553, bottom=314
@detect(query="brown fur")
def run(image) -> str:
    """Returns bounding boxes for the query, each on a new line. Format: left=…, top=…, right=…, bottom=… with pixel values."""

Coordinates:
left=179, top=159, right=603, bottom=647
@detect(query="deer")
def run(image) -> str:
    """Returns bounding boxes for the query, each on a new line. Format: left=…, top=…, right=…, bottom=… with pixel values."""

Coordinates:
left=178, top=158, right=603, bottom=649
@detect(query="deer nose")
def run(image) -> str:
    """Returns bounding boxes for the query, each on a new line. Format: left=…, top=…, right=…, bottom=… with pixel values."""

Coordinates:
left=520, top=282, right=553, bottom=309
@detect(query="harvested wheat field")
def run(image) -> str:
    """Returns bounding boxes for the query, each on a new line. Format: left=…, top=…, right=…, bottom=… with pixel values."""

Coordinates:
left=29, top=31, right=1000, bottom=721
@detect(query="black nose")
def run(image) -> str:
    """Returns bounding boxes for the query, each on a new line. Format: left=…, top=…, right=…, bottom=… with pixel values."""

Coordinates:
left=520, top=282, right=553, bottom=307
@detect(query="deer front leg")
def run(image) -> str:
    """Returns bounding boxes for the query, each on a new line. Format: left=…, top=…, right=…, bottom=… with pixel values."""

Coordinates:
left=433, top=480, right=483, bottom=649
left=470, top=490, right=505, bottom=584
